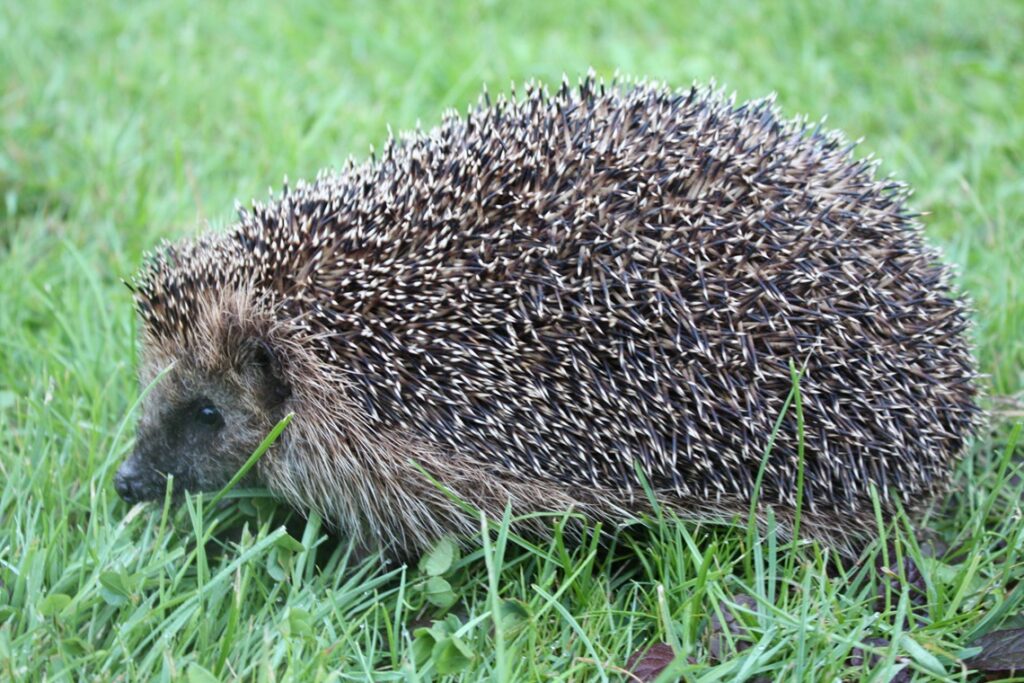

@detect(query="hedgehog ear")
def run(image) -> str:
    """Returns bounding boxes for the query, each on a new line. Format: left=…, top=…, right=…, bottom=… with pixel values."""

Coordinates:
left=244, top=339, right=292, bottom=410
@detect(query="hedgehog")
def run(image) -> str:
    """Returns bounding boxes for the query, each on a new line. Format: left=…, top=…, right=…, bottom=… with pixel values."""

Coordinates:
left=115, top=77, right=980, bottom=558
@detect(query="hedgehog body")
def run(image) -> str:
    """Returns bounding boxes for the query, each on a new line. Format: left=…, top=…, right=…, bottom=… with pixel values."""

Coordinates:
left=117, top=79, right=980, bottom=556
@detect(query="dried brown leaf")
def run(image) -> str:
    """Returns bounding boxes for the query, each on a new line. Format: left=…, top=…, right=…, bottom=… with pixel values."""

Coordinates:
left=965, top=628, right=1024, bottom=676
left=625, top=642, right=678, bottom=682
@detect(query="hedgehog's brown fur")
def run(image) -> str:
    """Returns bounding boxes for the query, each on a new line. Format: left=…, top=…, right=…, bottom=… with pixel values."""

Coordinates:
left=119, top=77, right=981, bottom=557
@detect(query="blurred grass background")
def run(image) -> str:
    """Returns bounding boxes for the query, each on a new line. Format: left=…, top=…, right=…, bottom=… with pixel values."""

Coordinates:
left=1, top=0, right=1022, bottom=680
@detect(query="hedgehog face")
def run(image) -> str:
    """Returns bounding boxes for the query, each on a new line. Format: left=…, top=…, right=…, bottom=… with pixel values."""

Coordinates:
left=115, top=340, right=291, bottom=503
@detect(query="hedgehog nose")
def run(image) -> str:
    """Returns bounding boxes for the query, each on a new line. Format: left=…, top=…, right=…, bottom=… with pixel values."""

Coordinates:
left=114, top=460, right=143, bottom=503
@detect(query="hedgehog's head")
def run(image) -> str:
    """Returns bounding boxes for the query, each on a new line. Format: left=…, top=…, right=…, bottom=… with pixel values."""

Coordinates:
left=116, top=280, right=293, bottom=503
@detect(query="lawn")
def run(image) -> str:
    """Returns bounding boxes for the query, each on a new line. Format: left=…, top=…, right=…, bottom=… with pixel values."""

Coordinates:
left=1, top=0, right=1022, bottom=680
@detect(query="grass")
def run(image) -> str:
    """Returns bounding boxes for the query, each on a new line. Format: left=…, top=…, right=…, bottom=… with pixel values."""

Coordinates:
left=1, top=0, right=1022, bottom=680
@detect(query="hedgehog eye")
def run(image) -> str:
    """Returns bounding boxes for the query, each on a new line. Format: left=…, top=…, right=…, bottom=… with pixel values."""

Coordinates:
left=195, top=404, right=223, bottom=428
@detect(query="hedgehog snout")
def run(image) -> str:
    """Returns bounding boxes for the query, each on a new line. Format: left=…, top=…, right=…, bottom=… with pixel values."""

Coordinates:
left=113, top=458, right=144, bottom=503
left=114, top=455, right=166, bottom=503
